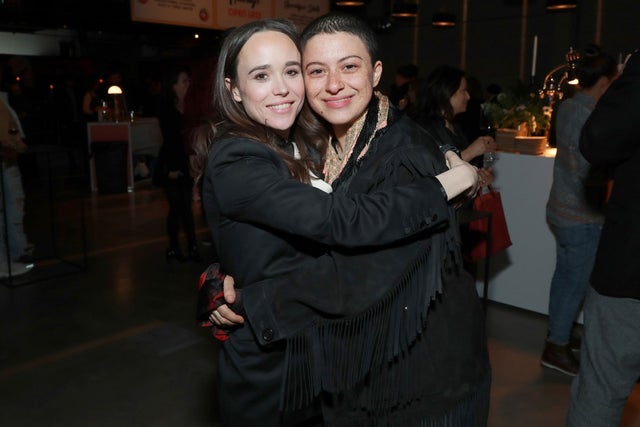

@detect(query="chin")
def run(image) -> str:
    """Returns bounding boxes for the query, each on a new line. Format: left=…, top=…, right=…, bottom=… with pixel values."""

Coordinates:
left=269, top=121, right=295, bottom=132
left=330, top=112, right=361, bottom=127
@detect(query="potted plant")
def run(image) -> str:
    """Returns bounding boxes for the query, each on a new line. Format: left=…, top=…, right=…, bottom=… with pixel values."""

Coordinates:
left=481, top=82, right=551, bottom=154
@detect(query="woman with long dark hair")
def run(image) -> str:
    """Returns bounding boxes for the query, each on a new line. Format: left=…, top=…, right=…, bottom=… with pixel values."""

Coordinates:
left=419, top=65, right=496, bottom=185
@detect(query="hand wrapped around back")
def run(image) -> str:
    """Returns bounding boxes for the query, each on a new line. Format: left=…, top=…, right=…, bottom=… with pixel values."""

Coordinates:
left=436, top=150, right=479, bottom=201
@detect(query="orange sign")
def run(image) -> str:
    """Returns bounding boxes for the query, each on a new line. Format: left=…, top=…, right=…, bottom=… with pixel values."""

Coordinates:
left=131, top=0, right=329, bottom=30
left=131, top=0, right=214, bottom=29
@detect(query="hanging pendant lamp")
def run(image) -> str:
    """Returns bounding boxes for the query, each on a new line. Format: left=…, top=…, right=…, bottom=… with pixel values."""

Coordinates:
left=334, top=1, right=366, bottom=6
left=546, top=0, right=577, bottom=11
left=432, top=11, right=456, bottom=27
left=392, top=1, right=418, bottom=19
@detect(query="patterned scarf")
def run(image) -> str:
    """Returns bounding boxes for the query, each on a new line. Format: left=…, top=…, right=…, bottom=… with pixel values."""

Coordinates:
left=323, top=92, right=390, bottom=184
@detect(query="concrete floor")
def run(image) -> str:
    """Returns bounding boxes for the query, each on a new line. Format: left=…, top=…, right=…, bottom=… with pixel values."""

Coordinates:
left=1, top=174, right=639, bottom=426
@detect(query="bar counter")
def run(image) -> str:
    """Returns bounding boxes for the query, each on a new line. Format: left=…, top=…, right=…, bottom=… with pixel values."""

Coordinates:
left=476, top=148, right=557, bottom=315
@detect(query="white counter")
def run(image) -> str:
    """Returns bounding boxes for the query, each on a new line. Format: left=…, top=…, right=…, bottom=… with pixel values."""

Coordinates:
left=476, top=149, right=558, bottom=315
left=87, top=118, right=163, bottom=192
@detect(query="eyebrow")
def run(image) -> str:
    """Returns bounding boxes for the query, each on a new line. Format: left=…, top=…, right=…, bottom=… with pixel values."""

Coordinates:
left=304, top=55, right=363, bottom=69
left=247, top=61, right=301, bottom=75
left=247, top=64, right=270, bottom=75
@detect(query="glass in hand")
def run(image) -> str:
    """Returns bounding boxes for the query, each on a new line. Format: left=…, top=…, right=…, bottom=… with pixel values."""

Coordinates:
left=479, top=119, right=497, bottom=168
left=483, top=151, right=498, bottom=168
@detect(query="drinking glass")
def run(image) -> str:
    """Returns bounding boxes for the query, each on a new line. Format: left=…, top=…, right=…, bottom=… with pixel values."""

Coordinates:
left=480, top=120, right=497, bottom=168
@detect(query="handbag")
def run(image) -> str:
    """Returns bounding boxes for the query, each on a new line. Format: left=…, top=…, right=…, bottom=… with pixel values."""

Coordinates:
left=467, top=187, right=512, bottom=261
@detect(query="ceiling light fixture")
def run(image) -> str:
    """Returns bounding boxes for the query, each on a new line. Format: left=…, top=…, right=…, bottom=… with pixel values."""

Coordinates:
left=432, top=11, right=456, bottom=27
left=335, top=1, right=365, bottom=6
left=545, top=0, right=577, bottom=11
left=392, top=1, right=418, bottom=19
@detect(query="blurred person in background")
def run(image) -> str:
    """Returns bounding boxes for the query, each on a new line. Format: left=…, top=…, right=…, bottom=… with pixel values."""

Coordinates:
left=542, top=45, right=618, bottom=377
left=0, top=91, right=33, bottom=277
left=154, top=65, right=201, bottom=263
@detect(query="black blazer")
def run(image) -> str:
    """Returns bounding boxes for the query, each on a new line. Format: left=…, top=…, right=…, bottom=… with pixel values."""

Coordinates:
left=202, top=133, right=452, bottom=425
left=580, top=51, right=640, bottom=300
left=203, top=136, right=450, bottom=290
left=238, top=110, right=488, bottom=419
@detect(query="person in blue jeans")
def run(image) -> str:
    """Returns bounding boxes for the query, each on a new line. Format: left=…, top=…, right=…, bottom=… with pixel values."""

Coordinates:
left=542, top=45, right=617, bottom=376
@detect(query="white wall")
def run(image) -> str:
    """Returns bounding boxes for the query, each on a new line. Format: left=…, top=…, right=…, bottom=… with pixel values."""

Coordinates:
left=0, top=29, right=76, bottom=56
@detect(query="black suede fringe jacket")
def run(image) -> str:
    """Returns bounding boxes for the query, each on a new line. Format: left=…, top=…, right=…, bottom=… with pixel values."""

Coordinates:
left=242, top=99, right=491, bottom=426
left=204, top=99, right=463, bottom=426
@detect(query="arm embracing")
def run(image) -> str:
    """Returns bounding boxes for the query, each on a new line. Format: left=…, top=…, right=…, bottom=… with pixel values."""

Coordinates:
left=220, top=141, right=461, bottom=345
left=208, top=139, right=452, bottom=248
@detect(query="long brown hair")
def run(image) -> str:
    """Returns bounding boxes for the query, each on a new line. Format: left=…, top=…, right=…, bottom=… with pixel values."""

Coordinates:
left=192, top=19, right=328, bottom=184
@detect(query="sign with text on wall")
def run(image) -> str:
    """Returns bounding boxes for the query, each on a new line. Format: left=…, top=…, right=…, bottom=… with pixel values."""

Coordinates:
left=131, top=0, right=329, bottom=31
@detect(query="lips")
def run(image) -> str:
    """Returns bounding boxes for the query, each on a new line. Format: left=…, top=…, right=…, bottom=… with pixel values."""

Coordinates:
left=324, top=95, right=352, bottom=109
left=267, top=101, right=296, bottom=113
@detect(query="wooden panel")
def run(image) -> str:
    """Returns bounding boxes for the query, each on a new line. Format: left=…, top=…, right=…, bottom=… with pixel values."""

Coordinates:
left=88, top=123, right=129, bottom=141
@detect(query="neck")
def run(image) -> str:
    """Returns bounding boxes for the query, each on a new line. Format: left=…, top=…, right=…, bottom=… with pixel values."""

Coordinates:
left=274, top=129, right=290, bottom=140
left=332, top=126, right=348, bottom=151
left=445, top=119, right=455, bottom=132
left=176, top=99, right=184, bottom=113
left=332, top=108, right=369, bottom=151
left=582, top=76, right=610, bottom=101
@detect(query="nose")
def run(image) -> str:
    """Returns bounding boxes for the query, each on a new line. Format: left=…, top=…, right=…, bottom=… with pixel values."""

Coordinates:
left=272, top=75, right=289, bottom=96
left=325, top=70, right=344, bottom=94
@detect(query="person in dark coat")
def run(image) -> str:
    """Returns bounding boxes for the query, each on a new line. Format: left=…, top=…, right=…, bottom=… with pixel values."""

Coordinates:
left=210, top=14, right=490, bottom=426
left=567, top=49, right=640, bottom=426
left=195, top=18, right=480, bottom=427
left=418, top=66, right=496, bottom=178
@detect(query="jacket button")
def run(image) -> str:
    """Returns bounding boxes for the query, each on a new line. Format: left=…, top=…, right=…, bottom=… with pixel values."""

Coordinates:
left=432, top=213, right=438, bottom=222
left=262, top=328, right=274, bottom=342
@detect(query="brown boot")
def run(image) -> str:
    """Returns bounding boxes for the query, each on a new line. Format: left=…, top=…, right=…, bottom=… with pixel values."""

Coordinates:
left=541, top=340, right=579, bottom=376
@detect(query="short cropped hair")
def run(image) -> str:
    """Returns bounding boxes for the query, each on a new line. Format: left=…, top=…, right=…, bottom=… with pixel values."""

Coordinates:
left=301, top=12, right=379, bottom=64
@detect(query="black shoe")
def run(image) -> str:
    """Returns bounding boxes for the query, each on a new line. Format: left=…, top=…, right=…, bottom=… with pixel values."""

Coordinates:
left=189, top=245, right=203, bottom=263
left=569, top=326, right=583, bottom=351
left=541, top=340, right=579, bottom=376
left=166, top=248, right=187, bottom=263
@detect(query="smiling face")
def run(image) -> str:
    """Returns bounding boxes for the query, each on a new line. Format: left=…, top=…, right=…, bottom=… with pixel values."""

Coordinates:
left=226, top=30, right=304, bottom=136
left=450, top=77, right=470, bottom=116
left=302, top=32, right=382, bottom=141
